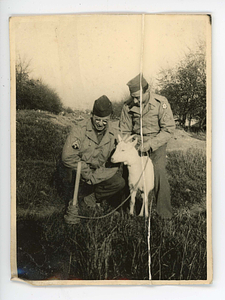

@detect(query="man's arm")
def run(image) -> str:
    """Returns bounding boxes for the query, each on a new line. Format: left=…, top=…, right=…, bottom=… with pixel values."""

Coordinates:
left=119, top=104, right=133, bottom=136
left=62, top=126, right=94, bottom=181
left=62, top=126, right=118, bottom=185
left=143, top=97, right=175, bottom=152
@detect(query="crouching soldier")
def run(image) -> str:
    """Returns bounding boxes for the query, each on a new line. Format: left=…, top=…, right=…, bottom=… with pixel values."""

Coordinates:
left=61, top=95, right=125, bottom=212
left=120, top=74, right=175, bottom=219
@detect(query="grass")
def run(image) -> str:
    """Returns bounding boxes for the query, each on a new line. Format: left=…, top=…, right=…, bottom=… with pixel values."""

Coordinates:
left=16, top=110, right=70, bottom=162
left=167, top=149, right=206, bottom=210
left=16, top=110, right=207, bottom=281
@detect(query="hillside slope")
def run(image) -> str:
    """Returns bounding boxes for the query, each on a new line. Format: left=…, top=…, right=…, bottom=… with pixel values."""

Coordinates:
left=17, top=109, right=206, bottom=153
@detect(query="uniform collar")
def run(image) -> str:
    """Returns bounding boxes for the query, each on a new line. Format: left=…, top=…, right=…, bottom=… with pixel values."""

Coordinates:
left=86, top=118, right=114, bottom=145
left=128, top=89, right=155, bottom=115
left=148, top=91, right=156, bottom=107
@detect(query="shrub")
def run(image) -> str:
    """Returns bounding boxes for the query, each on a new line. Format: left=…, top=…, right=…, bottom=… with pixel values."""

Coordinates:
left=64, top=107, right=74, bottom=114
left=16, top=60, right=63, bottom=114
left=112, top=93, right=130, bottom=119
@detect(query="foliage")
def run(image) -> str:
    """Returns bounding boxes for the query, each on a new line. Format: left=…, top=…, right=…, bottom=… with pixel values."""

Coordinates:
left=112, top=94, right=130, bottom=119
left=63, top=107, right=74, bottom=114
left=111, top=100, right=124, bottom=119
left=17, top=197, right=206, bottom=280
left=157, top=43, right=206, bottom=130
left=16, top=59, right=63, bottom=114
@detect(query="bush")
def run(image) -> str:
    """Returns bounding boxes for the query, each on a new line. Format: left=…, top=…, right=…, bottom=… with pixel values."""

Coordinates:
left=16, top=61, right=63, bottom=114
left=64, top=107, right=74, bottom=114
left=112, top=95, right=130, bottom=119
left=111, top=100, right=124, bottom=119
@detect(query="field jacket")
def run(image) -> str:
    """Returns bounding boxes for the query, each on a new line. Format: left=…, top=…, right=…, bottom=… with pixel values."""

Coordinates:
left=119, top=91, right=175, bottom=152
left=62, top=118, right=119, bottom=185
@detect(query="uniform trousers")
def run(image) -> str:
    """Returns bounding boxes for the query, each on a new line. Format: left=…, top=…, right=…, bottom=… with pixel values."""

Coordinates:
left=57, top=160, right=125, bottom=206
left=149, top=144, right=172, bottom=219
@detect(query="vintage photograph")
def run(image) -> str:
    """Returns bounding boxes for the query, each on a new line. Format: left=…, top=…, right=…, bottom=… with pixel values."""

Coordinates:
left=10, top=14, right=211, bottom=284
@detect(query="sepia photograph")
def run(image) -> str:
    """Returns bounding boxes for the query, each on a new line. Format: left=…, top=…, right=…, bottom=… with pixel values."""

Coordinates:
left=10, top=14, right=211, bottom=285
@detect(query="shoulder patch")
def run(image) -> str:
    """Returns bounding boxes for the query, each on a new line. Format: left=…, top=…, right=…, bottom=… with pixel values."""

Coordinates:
left=162, top=103, right=167, bottom=109
left=72, top=138, right=80, bottom=150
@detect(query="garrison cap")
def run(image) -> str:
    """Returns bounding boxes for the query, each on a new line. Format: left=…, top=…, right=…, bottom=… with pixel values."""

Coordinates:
left=92, top=95, right=112, bottom=117
left=127, top=74, right=148, bottom=93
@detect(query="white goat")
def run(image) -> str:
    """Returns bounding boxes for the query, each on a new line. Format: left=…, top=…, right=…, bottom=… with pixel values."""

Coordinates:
left=111, top=135, right=154, bottom=217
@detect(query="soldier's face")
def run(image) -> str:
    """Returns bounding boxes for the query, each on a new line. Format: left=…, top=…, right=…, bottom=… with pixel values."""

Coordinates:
left=92, top=115, right=110, bottom=131
left=131, top=90, right=149, bottom=105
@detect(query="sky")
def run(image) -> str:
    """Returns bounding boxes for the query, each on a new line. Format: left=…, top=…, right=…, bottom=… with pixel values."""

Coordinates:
left=11, top=14, right=209, bottom=110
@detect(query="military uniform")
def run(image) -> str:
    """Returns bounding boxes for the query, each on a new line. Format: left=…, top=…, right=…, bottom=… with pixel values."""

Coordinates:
left=61, top=118, right=125, bottom=202
left=120, top=89, right=175, bottom=219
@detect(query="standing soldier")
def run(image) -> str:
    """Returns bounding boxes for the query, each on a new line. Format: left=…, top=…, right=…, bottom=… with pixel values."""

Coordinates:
left=120, top=74, right=175, bottom=219
left=61, top=95, right=125, bottom=212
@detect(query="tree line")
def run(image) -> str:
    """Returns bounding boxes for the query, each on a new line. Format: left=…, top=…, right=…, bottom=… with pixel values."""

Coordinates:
left=16, top=59, right=63, bottom=114
left=157, top=42, right=206, bottom=131
left=16, top=43, right=206, bottom=131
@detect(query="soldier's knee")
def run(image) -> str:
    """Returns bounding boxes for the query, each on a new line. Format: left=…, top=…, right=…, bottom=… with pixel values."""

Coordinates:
left=119, top=177, right=126, bottom=190
left=113, top=175, right=126, bottom=191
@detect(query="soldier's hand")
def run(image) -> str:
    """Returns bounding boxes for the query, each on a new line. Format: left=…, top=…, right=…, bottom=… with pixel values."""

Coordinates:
left=138, top=143, right=152, bottom=156
left=138, top=142, right=151, bottom=153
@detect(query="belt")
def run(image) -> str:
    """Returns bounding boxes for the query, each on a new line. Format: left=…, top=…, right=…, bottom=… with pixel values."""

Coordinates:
left=138, top=150, right=149, bottom=157
left=132, top=132, right=153, bottom=137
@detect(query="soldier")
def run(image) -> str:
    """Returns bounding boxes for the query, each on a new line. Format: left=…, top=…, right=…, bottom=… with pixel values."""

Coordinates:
left=120, top=74, right=175, bottom=219
left=61, top=95, right=125, bottom=209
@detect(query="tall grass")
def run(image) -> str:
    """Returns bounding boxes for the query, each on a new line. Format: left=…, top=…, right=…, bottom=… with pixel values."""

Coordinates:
left=16, top=110, right=207, bottom=281
left=167, top=149, right=206, bottom=210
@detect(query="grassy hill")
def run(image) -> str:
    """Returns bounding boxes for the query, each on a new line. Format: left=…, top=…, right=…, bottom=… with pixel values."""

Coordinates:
left=15, top=110, right=207, bottom=281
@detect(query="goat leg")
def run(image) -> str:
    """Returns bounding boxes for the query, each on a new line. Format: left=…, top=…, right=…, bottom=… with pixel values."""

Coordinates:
left=144, top=192, right=149, bottom=218
left=130, top=190, right=137, bottom=215
left=139, top=194, right=144, bottom=217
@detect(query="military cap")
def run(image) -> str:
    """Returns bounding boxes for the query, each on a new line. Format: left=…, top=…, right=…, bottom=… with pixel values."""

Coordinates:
left=127, top=74, right=148, bottom=93
left=92, top=95, right=112, bottom=117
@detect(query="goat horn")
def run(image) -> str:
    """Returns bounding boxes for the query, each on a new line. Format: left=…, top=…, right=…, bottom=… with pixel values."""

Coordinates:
left=125, top=135, right=136, bottom=142
left=122, top=134, right=128, bottom=141
left=118, top=134, right=122, bottom=142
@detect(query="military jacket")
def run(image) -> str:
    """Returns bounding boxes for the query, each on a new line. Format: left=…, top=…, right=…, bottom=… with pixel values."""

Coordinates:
left=62, top=118, right=119, bottom=185
left=119, top=91, right=175, bottom=152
